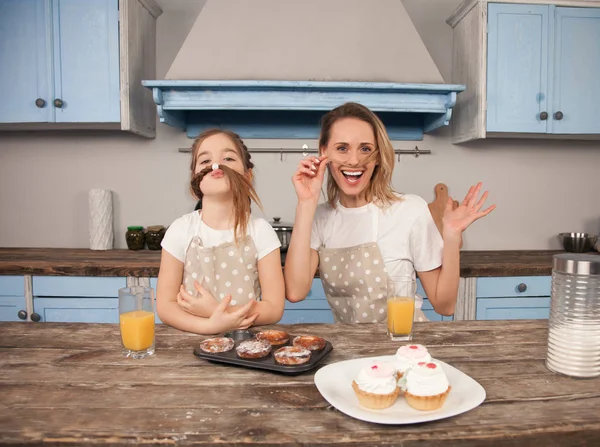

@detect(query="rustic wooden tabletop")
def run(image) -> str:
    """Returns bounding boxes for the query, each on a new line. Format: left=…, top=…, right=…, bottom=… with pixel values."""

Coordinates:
left=1, top=320, right=599, bottom=446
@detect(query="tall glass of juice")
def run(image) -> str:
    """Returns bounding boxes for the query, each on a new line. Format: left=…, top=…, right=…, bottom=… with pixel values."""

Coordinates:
left=386, top=276, right=416, bottom=341
left=119, top=286, right=155, bottom=359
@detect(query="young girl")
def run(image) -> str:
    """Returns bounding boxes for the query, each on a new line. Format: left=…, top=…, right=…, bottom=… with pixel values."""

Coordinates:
left=284, top=102, right=495, bottom=323
left=157, top=129, right=285, bottom=335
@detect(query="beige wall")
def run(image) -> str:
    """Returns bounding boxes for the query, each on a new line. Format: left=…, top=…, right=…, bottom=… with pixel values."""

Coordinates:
left=166, top=0, right=443, bottom=83
left=0, top=0, right=598, bottom=250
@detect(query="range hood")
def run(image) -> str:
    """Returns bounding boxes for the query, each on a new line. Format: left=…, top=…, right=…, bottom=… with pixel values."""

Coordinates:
left=143, top=0, right=465, bottom=140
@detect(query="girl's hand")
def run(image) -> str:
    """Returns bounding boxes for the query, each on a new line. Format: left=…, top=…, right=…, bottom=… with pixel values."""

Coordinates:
left=292, top=155, right=329, bottom=203
left=177, top=282, right=218, bottom=318
left=442, top=182, right=496, bottom=240
left=208, top=296, right=259, bottom=334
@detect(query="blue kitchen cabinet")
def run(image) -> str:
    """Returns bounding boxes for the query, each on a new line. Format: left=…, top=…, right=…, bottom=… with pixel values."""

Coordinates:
left=0, top=0, right=160, bottom=137
left=280, top=279, right=334, bottom=324
left=476, top=297, right=551, bottom=320
left=52, top=0, right=120, bottom=123
left=32, top=276, right=163, bottom=324
left=486, top=4, right=600, bottom=135
left=476, top=276, right=551, bottom=320
left=551, top=7, right=600, bottom=134
left=0, top=276, right=26, bottom=322
left=34, top=297, right=120, bottom=323
left=0, top=0, right=53, bottom=123
left=0, top=0, right=119, bottom=124
left=32, top=276, right=126, bottom=322
left=487, top=4, right=549, bottom=133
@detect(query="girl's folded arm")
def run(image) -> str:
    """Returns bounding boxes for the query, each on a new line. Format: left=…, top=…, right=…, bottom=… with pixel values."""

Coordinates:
left=156, top=249, right=220, bottom=335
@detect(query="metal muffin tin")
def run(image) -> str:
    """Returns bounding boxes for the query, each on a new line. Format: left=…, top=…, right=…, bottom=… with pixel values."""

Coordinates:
left=193, top=329, right=333, bottom=375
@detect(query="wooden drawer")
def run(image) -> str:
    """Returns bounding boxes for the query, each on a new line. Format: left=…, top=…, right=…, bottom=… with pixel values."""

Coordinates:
left=477, top=277, right=551, bottom=298
left=33, top=277, right=127, bottom=298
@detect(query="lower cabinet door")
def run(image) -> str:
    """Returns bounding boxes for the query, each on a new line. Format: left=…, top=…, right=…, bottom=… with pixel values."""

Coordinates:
left=33, top=297, right=119, bottom=323
left=476, top=297, right=551, bottom=320
left=0, top=296, right=27, bottom=322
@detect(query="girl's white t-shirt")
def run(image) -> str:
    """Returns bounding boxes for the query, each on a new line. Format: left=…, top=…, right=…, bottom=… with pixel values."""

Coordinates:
left=310, top=194, right=444, bottom=291
left=161, top=211, right=281, bottom=263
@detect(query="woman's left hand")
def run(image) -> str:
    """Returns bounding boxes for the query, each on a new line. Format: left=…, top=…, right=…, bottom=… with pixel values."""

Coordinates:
left=177, top=282, right=219, bottom=318
left=442, top=182, right=496, bottom=239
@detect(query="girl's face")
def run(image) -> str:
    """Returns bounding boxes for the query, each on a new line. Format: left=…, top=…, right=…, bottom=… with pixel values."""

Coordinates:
left=321, top=117, right=377, bottom=204
left=194, top=133, right=246, bottom=197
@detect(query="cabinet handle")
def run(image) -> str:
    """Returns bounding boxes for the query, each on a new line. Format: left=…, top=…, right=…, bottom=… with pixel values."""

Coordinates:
left=554, top=111, right=563, bottom=121
left=539, top=111, right=548, bottom=121
left=517, top=283, right=527, bottom=293
left=53, top=98, right=64, bottom=108
left=35, top=98, right=46, bottom=108
left=30, top=312, right=41, bottom=322
left=17, top=310, right=28, bottom=320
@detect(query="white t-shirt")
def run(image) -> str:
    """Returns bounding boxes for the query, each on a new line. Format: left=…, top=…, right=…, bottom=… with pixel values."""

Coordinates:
left=161, top=211, right=281, bottom=263
left=310, top=194, right=444, bottom=303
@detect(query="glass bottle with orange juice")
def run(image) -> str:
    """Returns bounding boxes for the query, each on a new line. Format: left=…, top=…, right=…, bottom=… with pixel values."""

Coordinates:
left=386, top=276, right=416, bottom=341
left=119, top=286, right=156, bottom=358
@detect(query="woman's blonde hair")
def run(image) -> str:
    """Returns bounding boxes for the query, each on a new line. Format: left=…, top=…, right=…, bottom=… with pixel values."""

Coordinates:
left=189, top=129, right=261, bottom=243
left=319, top=102, right=398, bottom=208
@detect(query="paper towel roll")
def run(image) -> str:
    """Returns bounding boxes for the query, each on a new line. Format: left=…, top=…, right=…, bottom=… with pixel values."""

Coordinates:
left=88, top=189, right=114, bottom=250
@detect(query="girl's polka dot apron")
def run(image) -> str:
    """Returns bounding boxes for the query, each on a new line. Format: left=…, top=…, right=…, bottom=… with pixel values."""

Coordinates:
left=183, top=235, right=261, bottom=306
left=318, top=206, right=427, bottom=323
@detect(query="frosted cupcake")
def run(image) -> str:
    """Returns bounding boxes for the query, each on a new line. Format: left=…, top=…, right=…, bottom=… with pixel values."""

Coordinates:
left=351, top=361, right=400, bottom=409
left=394, top=344, right=432, bottom=379
left=404, top=361, right=451, bottom=411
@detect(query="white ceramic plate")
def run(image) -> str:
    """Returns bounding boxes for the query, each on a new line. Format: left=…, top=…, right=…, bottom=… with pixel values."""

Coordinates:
left=314, top=355, right=486, bottom=424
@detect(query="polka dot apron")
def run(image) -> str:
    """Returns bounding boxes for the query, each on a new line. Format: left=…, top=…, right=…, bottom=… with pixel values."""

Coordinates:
left=183, top=236, right=261, bottom=306
left=317, top=207, right=428, bottom=324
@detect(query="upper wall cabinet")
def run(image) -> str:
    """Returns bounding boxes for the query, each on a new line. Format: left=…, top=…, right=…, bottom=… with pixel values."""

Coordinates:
left=447, top=0, right=600, bottom=143
left=0, top=0, right=162, bottom=138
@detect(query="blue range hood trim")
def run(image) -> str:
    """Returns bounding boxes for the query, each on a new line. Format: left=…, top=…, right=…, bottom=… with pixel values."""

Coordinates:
left=141, top=80, right=466, bottom=140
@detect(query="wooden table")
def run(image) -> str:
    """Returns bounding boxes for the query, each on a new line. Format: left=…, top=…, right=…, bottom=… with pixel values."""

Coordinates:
left=1, top=321, right=599, bottom=446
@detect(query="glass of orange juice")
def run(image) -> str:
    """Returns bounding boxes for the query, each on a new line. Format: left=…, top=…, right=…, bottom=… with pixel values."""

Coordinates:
left=119, top=286, right=155, bottom=359
left=386, top=276, right=416, bottom=341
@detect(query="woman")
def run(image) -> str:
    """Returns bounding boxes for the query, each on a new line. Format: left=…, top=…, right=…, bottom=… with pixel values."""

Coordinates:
left=284, top=102, right=494, bottom=322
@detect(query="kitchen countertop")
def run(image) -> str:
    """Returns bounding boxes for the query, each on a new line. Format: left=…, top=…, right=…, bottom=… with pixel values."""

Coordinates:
left=1, top=320, right=598, bottom=446
left=0, top=247, right=572, bottom=278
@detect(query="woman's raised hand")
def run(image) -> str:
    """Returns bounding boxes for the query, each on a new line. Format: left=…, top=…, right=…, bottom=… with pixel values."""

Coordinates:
left=292, top=156, right=329, bottom=203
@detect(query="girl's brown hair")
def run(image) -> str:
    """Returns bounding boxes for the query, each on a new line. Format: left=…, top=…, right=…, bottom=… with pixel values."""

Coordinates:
left=319, top=102, right=398, bottom=208
left=189, top=129, right=261, bottom=243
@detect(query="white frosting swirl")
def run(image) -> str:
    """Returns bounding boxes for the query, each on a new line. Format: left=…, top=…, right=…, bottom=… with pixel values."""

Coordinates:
left=405, top=361, right=449, bottom=397
left=353, top=362, right=398, bottom=395
left=394, top=344, right=432, bottom=374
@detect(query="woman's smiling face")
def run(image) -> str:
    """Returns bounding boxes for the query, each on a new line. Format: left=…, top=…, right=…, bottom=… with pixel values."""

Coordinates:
left=321, top=117, right=377, bottom=205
